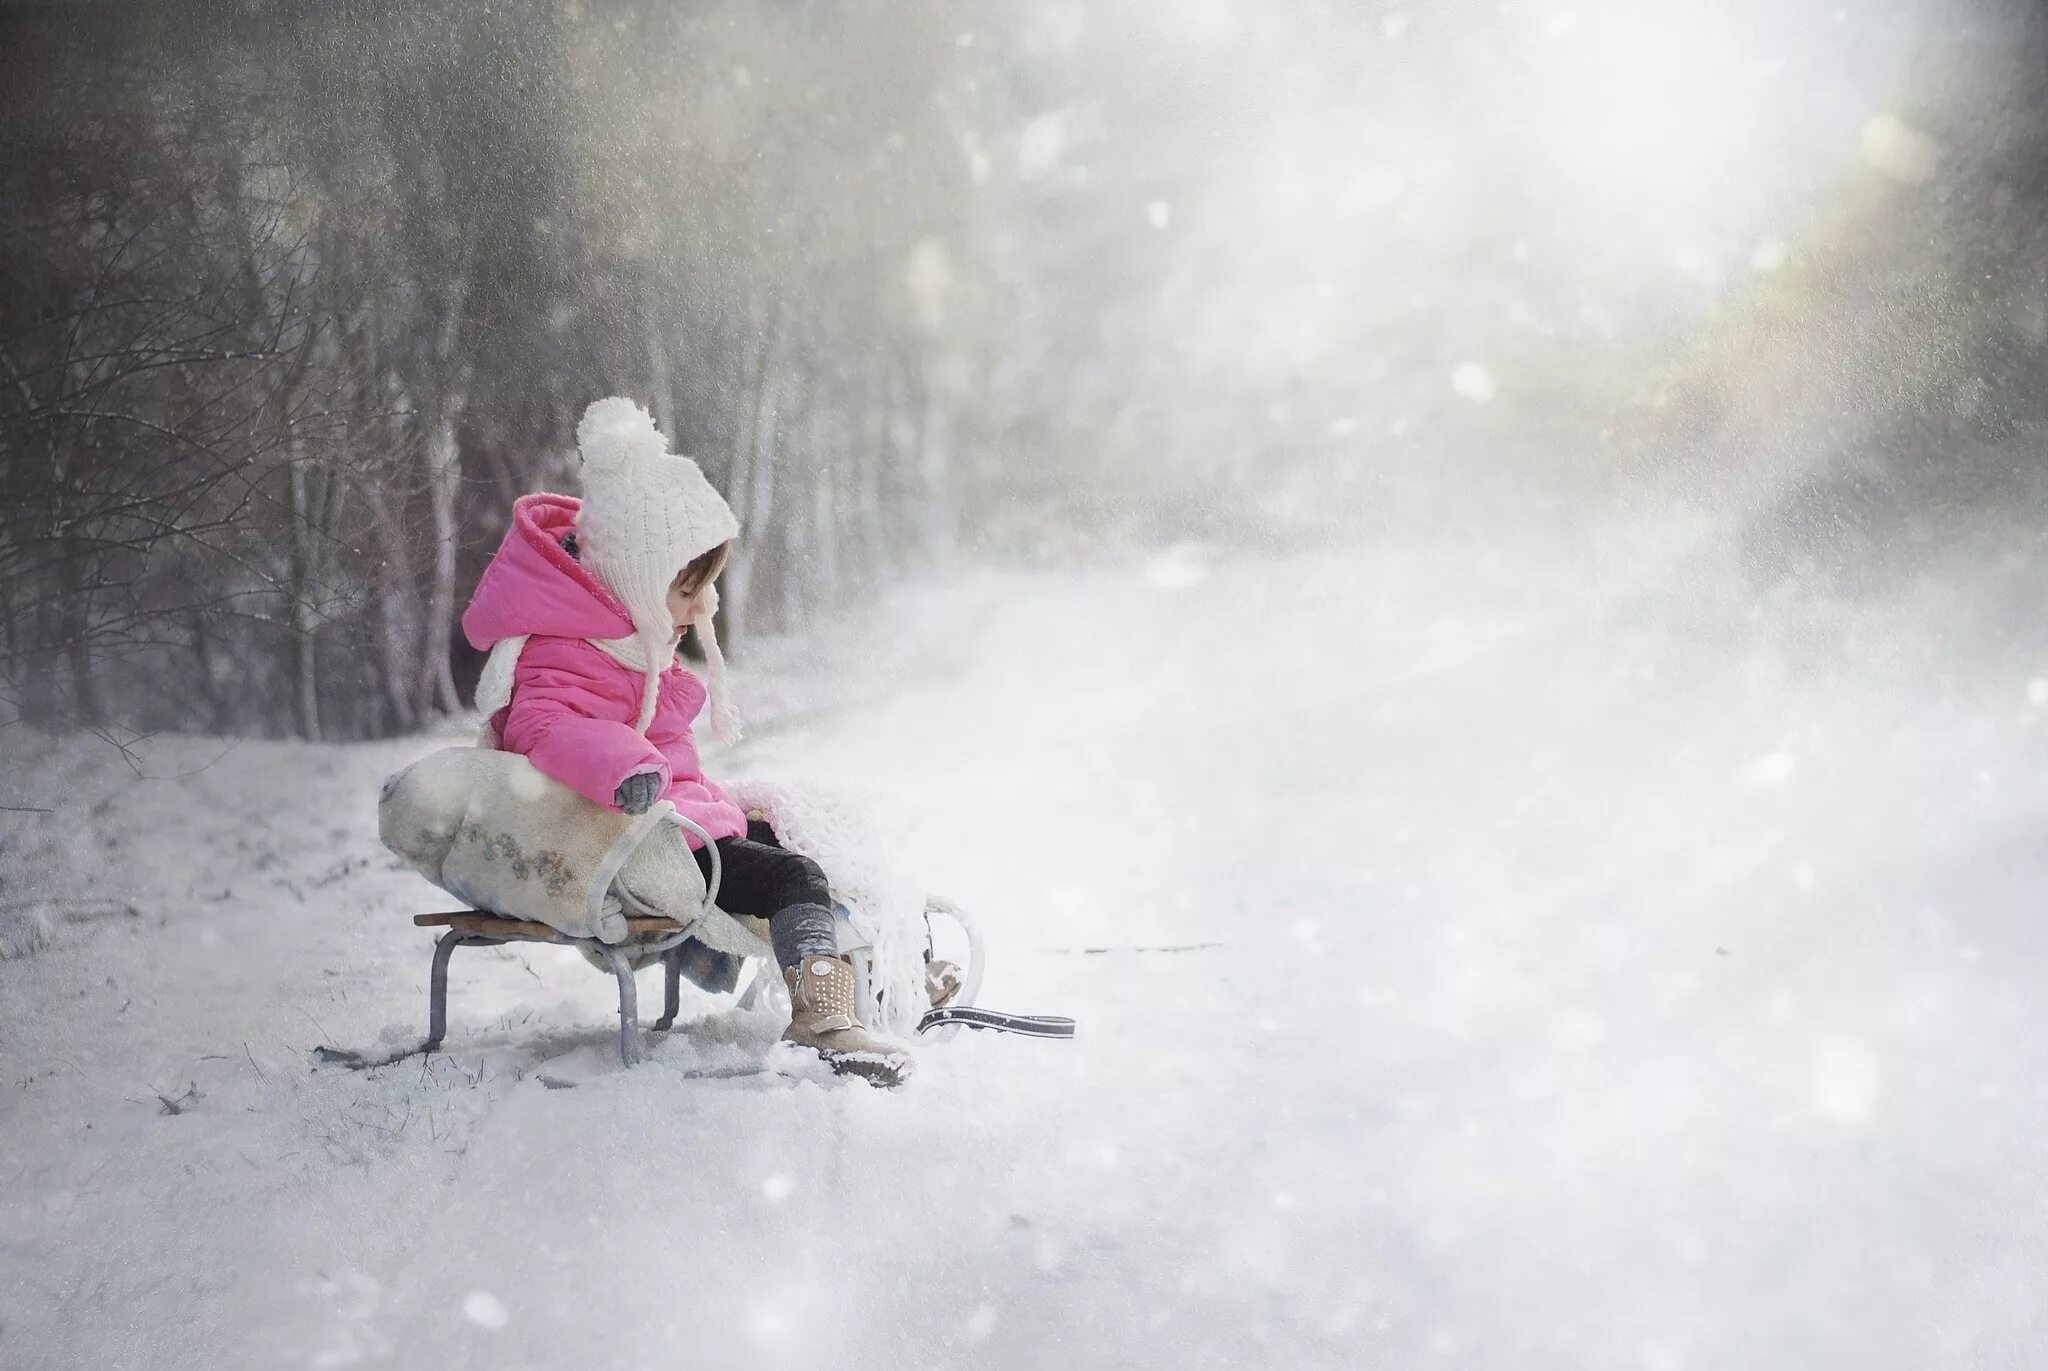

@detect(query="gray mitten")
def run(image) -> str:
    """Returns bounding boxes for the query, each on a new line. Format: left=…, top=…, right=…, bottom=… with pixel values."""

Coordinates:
left=613, top=771, right=662, bottom=815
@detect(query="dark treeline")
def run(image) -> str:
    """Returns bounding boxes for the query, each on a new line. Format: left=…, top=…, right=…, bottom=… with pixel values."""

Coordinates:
left=0, top=0, right=1019, bottom=741
left=7, top=0, right=2048, bottom=742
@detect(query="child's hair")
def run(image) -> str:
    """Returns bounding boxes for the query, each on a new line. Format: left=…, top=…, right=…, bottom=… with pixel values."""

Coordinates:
left=678, top=540, right=732, bottom=596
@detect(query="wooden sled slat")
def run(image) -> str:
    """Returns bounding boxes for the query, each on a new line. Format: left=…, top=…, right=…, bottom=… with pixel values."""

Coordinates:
left=412, top=911, right=688, bottom=943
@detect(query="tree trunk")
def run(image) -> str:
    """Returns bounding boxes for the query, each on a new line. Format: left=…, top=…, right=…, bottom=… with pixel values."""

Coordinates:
left=857, top=360, right=889, bottom=584
left=286, top=447, right=323, bottom=740
left=413, top=257, right=473, bottom=721
left=920, top=393, right=956, bottom=568
left=365, top=481, right=421, bottom=732
left=187, top=604, right=234, bottom=734
left=56, top=550, right=98, bottom=727
left=813, top=437, right=839, bottom=615
left=724, top=306, right=783, bottom=651
left=898, top=355, right=933, bottom=563
left=644, top=301, right=677, bottom=439
left=416, top=406, right=464, bottom=719
left=0, top=574, right=21, bottom=725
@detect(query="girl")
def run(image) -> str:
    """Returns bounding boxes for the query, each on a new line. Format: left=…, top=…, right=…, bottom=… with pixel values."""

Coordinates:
left=459, top=397, right=910, bottom=1086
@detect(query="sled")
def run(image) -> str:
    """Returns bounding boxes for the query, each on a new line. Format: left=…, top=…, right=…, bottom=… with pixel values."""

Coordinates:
left=404, top=889, right=989, bottom=1068
left=370, top=748, right=1068, bottom=1068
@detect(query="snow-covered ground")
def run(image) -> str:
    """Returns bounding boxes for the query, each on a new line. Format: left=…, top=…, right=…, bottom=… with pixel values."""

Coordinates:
left=5, top=521, right=2047, bottom=1370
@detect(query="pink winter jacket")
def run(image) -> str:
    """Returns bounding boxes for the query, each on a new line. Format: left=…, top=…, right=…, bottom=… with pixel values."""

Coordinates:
left=460, top=493, right=747, bottom=850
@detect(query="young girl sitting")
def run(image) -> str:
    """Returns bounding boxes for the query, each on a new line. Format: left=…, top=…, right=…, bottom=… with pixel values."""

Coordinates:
left=459, top=397, right=910, bottom=1087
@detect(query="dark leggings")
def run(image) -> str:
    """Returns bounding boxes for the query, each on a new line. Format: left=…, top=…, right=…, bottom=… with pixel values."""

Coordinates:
left=691, top=820, right=836, bottom=966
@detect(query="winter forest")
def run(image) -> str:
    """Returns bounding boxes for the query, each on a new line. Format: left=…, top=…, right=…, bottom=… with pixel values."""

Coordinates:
left=6, top=0, right=2048, bottom=1367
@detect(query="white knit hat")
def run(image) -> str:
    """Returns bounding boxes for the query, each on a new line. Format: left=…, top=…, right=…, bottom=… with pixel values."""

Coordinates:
left=574, top=396, right=742, bottom=740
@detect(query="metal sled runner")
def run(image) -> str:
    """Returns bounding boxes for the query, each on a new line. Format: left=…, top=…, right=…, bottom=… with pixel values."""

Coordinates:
left=406, top=898, right=1024, bottom=1068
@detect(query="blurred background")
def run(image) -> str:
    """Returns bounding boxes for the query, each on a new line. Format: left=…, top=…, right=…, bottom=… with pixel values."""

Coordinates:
left=5, top=0, right=2044, bottom=741
left=11, top=4, right=2048, bottom=1369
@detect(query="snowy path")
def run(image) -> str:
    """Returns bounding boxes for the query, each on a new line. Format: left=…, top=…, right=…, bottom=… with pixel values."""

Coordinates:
left=5, top=534, right=2047, bottom=1369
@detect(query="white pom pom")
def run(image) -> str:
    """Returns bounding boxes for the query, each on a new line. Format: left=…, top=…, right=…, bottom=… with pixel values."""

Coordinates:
left=577, top=396, right=659, bottom=474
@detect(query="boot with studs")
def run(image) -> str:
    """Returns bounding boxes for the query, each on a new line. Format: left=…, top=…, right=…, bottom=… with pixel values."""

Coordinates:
left=781, top=954, right=913, bottom=1087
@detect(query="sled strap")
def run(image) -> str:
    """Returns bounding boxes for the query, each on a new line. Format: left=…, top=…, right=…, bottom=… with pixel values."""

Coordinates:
left=583, top=801, right=723, bottom=938
left=916, top=1006, right=1075, bottom=1039
left=667, top=808, right=722, bottom=915
left=589, top=801, right=670, bottom=934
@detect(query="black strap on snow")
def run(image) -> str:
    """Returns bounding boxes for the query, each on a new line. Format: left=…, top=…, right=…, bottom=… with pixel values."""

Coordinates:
left=916, top=1005, right=1076, bottom=1039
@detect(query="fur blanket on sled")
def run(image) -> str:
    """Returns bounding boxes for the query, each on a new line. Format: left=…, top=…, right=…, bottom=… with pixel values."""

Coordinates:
left=377, top=749, right=931, bottom=1033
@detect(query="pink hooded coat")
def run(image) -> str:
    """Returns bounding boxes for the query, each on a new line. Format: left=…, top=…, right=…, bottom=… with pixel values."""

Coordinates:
left=460, top=493, right=748, bottom=850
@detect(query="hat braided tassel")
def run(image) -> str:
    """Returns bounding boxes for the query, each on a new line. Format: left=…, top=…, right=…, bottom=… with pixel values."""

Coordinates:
left=697, top=584, right=743, bottom=744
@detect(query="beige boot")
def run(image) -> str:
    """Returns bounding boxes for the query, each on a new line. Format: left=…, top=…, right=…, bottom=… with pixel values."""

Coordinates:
left=782, top=956, right=913, bottom=1087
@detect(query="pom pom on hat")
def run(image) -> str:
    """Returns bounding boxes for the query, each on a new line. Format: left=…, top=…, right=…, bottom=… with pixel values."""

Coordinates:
left=575, top=396, right=665, bottom=474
